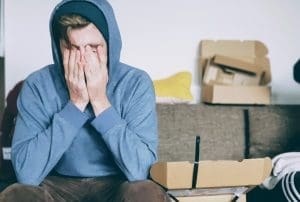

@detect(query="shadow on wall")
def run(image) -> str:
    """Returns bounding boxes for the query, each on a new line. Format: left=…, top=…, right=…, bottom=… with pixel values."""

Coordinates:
left=0, top=57, right=4, bottom=117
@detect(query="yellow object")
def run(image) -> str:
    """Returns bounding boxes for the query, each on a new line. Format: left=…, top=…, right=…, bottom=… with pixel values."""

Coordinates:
left=153, top=72, right=193, bottom=102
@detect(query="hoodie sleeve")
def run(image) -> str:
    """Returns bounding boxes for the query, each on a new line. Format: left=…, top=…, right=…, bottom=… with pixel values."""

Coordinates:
left=11, top=80, right=89, bottom=185
left=91, top=73, right=158, bottom=181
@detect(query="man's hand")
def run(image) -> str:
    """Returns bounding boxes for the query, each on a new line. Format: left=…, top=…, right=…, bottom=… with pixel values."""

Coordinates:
left=63, top=48, right=89, bottom=112
left=84, top=45, right=111, bottom=116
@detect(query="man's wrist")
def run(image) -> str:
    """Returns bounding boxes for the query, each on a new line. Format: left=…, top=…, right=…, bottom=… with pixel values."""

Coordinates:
left=72, top=101, right=88, bottom=112
left=91, top=98, right=111, bottom=117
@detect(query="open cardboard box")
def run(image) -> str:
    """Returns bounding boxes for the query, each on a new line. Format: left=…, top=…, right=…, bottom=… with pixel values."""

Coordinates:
left=200, top=40, right=271, bottom=105
left=150, top=158, right=271, bottom=201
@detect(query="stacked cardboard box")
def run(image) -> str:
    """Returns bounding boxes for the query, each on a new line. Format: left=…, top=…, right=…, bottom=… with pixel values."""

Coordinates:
left=200, top=40, right=271, bottom=105
left=150, top=158, right=272, bottom=202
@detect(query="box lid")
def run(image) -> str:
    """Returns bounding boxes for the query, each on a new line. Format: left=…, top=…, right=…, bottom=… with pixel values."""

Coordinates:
left=213, top=55, right=260, bottom=75
left=150, top=158, right=272, bottom=189
left=200, top=40, right=271, bottom=85
left=202, top=56, right=263, bottom=86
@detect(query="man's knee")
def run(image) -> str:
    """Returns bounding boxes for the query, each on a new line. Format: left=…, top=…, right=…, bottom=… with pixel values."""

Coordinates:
left=1, top=183, right=28, bottom=197
left=117, top=180, right=170, bottom=202
left=0, top=183, right=53, bottom=202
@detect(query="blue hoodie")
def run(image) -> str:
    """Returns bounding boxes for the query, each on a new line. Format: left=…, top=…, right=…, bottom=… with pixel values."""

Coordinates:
left=11, top=0, right=158, bottom=186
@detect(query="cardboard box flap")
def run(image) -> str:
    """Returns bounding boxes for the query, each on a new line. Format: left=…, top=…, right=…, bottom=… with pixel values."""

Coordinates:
left=150, top=158, right=272, bottom=189
left=200, top=40, right=271, bottom=85
left=213, top=55, right=260, bottom=75
left=256, top=58, right=271, bottom=85
left=254, top=40, right=269, bottom=56
left=200, top=40, right=268, bottom=59
left=203, top=57, right=262, bottom=86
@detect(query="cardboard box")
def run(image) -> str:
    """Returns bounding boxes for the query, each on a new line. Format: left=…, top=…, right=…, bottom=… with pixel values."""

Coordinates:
left=200, top=40, right=271, bottom=104
left=150, top=158, right=272, bottom=189
left=202, top=84, right=271, bottom=105
left=175, top=194, right=246, bottom=202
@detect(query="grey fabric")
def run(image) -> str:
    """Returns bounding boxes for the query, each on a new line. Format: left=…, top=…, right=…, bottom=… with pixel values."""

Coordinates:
left=248, top=106, right=300, bottom=158
left=156, top=104, right=245, bottom=161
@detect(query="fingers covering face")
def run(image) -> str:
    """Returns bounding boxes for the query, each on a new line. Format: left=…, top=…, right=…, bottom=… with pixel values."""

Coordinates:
left=63, top=44, right=108, bottom=82
left=97, top=45, right=107, bottom=64
left=63, top=48, right=70, bottom=76
left=68, top=50, right=76, bottom=78
left=84, top=46, right=95, bottom=79
left=75, top=50, right=80, bottom=80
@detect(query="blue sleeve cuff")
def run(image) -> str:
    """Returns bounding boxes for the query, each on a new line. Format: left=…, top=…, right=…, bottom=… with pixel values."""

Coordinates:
left=91, top=106, right=123, bottom=134
left=58, top=101, right=89, bottom=127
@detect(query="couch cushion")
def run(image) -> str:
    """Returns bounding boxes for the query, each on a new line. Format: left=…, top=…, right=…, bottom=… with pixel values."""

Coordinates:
left=248, top=106, right=300, bottom=158
left=156, top=104, right=245, bottom=161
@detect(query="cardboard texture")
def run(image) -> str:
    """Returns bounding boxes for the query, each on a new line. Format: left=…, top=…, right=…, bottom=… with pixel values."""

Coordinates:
left=203, top=56, right=261, bottom=86
left=150, top=158, right=272, bottom=190
left=200, top=40, right=271, bottom=84
left=202, top=84, right=271, bottom=105
left=200, top=40, right=271, bottom=104
left=175, top=194, right=246, bottom=202
left=213, top=55, right=260, bottom=75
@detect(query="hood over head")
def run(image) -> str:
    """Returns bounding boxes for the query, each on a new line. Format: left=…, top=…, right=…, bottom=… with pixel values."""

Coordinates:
left=50, top=0, right=122, bottom=81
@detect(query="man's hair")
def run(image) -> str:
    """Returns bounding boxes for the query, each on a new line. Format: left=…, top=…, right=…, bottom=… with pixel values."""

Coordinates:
left=57, top=14, right=91, bottom=45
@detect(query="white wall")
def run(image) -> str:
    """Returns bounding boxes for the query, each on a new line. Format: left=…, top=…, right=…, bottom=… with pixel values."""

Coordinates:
left=5, top=0, right=300, bottom=104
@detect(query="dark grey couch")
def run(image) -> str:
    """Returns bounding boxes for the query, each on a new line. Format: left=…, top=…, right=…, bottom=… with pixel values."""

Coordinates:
left=156, top=104, right=300, bottom=162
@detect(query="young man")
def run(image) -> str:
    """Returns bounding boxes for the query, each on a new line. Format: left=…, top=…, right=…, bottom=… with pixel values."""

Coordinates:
left=0, top=0, right=170, bottom=201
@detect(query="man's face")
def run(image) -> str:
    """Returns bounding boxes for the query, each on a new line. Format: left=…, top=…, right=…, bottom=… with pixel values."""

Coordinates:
left=60, top=23, right=107, bottom=60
